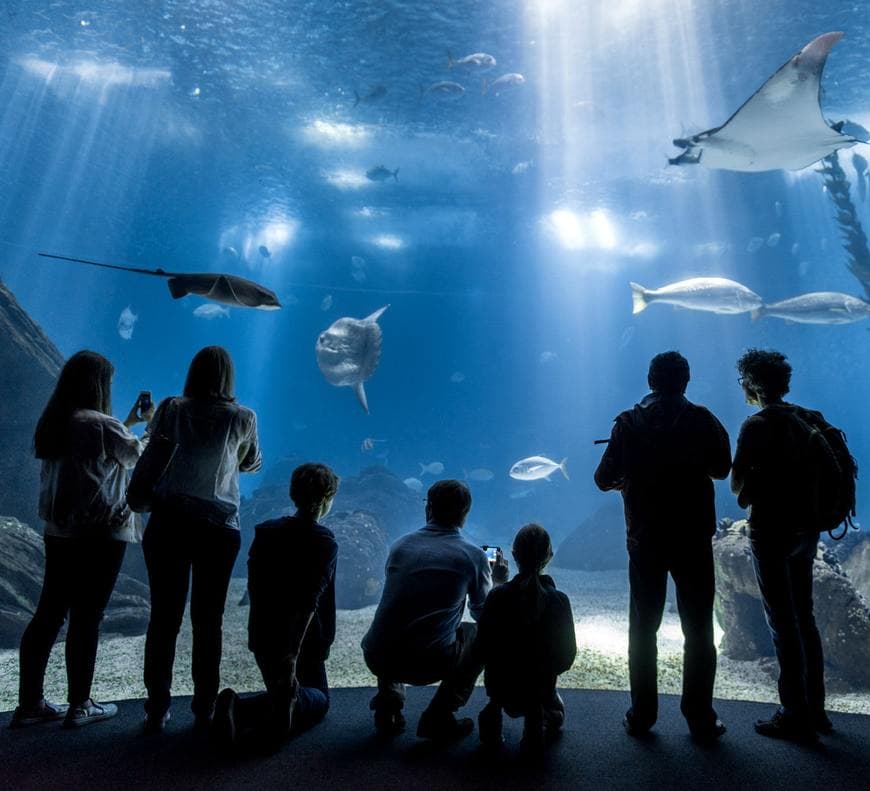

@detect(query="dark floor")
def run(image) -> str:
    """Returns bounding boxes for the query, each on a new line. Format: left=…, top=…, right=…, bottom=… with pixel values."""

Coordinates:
left=3, top=688, right=869, bottom=790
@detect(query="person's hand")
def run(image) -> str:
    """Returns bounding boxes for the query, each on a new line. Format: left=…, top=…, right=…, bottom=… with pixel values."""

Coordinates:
left=123, top=399, right=154, bottom=428
left=492, top=548, right=509, bottom=585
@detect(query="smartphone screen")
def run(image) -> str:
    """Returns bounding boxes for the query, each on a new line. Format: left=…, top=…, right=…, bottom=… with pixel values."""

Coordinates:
left=483, top=546, right=499, bottom=563
left=139, top=391, right=153, bottom=412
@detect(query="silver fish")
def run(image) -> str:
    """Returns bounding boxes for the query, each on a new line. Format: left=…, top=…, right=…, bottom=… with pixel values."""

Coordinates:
left=509, top=456, right=568, bottom=481
left=419, top=461, right=444, bottom=476
left=38, top=252, right=281, bottom=310
left=630, top=278, right=762, bottom=315
left=752, top=292, right=870, bottom=324
left=483, top=73, right=525, bottom=95
left=366, top=165, right=399, bottom=182
left=420, top=81, right=465, bottom=97
left=315, top=305, right=388, bottom=413
left=448, top=51, right=496, bottom=69
left=353, top=85, right=387, bottom=107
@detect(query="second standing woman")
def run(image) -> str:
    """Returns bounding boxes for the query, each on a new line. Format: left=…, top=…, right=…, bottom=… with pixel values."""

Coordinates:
left=141, top=346, right=261, bottom=733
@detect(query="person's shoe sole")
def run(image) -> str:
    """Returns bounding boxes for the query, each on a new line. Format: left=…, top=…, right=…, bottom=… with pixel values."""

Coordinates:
left=64, top=703, right=118, bottom=728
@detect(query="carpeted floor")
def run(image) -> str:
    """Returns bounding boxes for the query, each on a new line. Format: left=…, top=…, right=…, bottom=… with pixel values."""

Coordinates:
left=3, top=688, right=869, bottom=790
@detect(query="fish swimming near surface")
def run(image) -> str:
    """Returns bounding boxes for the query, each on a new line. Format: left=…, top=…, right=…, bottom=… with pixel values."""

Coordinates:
left=447, top=51, right=496, bottom=69
left=482, top=73, right=525, bottom=95
left=510, top=456, right=568, bottom=482
left=751, top=292, right=870, bottom=324
left=853, top=153, right=868, bottom=202
left=353, top=85, right=387, bottom=107
left=38, top=252, right=281, bottom=310
left=668, top=32, right=860, bottom=171
left=366, top=165, right=399, bottom=182
left=419, top=461, right=445, bottom=476
left=315, top=305, right=388, bottom=413
left=630, top=278, right=763, bottom=315
left=420, top=81, right=466, bottom=98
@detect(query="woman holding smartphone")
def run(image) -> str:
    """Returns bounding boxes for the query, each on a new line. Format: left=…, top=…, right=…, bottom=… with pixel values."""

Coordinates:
left=12, top=350, right=152, bottom=729
left=141, top=345, right=261, bottom=734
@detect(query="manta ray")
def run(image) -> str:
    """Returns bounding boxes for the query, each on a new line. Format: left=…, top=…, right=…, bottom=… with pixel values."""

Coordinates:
left=315, top=306, right=388, bottom=413
left=38, top=252, right=281, bottom=309
left=669, top=32, right=860, bottom=172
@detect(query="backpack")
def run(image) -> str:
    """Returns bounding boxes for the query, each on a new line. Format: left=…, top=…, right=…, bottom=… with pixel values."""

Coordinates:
left=789, top=407, right=858, bottom=540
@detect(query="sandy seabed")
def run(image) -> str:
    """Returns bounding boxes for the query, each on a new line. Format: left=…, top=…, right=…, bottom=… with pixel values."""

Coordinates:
left=1, top=569, right=868, bottom=716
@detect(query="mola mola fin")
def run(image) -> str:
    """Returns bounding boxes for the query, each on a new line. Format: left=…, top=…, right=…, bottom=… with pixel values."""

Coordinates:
left=669, top=32, right=859, bottom=172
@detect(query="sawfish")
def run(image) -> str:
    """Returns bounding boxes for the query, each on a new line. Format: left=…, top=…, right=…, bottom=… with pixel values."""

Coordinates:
left=38, top=252, right=281, bottom=309
left=669, top=32, right=859, bottom=172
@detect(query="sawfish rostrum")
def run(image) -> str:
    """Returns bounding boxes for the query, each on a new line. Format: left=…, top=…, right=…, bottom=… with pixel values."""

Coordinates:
left=316, top=306, right=388, bottom=413
left=669, top=32, right=859, bottom=172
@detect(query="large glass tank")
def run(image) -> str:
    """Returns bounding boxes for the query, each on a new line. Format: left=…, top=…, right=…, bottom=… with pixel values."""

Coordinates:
left=0, top=1, right=867, bottom=712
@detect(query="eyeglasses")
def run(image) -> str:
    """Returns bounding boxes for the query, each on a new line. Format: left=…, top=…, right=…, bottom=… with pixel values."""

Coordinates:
left=737, top=376, right=746, bottom=387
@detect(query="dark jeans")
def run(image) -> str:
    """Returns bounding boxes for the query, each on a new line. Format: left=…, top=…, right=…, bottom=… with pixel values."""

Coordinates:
left=18, top=535, right=126, bottom=708
left=234, top=650, right=330, bottom=742
left=143, top=513, right=240, bottom=717
left=750, top=531, right=825, bottom=719
left=628, top=539, right=718, bottom=729
left=367, top=622, right=483, bottom=715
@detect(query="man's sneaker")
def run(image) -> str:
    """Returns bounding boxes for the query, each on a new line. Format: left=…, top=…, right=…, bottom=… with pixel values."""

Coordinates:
left=543, top=692, right=566, bottom=735
left=812, top=710, right=834, bottom=734
left=64, top=700, right=118, bottom=728
left=689, top=718, right=727, bottom=743
left=9, top=699, right=68, bottom=728
left=143, top=710, right=171, bottom=735
left=754, top=708, right=818, bottom=743
left=416, top=709, right=474, bottom=742
left=478, top=703, right=504, bottom=748
left=211, top=688, right=238, bottom=748
left=373, top=709, right=406, bottom=735
left=623, top=708, right=654, bottom=737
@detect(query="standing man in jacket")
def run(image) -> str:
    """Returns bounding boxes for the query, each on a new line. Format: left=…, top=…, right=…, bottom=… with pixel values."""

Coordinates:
left=595, top=351, right=731, bottom=741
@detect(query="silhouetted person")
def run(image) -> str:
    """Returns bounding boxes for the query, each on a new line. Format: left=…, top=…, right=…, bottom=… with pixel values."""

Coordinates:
left=594, top=351, right=731, bottom=740
left=476, top=523, right=576, bottom=754
left=211, top=463, right=339, bottom=750
left=12, top=351, right=151, bottom=729
left=732, top=349, right=837, bottom=742
left=141, top=346, right=261, bottom=734
left=362, top=479, right=509, bottom=741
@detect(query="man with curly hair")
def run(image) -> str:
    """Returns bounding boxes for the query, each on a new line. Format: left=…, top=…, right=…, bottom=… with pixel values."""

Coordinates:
left=732, top=348, right=838, bottom=742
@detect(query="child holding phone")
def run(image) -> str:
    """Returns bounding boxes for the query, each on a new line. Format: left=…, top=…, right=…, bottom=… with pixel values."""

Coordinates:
left=476, top=523, right=577, bottom=754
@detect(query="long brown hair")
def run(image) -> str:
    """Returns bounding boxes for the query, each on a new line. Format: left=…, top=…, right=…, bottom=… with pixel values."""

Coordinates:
left=34, top=350, right=114, bottom=459
left=183, top=346, right=236, bottom=402
left=512, top=523, right=554, bottom=621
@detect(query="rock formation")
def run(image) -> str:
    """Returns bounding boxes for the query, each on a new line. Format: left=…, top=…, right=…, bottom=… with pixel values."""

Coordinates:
left=324, top=510, right=389, bottom=609
left=0, top=279, right=64, bottom=528
left=0, top=516, right=150, bottom=648
left=825, top=530, right=870, bottom=606
left=553, top=501, right=627, bottom=571
left=713, top=520, right=870, bottom=687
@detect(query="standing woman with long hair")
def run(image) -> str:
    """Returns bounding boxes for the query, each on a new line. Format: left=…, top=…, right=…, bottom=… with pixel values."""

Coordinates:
left=12, top=350, right=152, bottom=728
left=142, top=345, right=261, bottom=734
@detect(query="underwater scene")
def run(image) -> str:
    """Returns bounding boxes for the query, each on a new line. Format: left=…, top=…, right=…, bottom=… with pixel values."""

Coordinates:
left=0, top=0, right=868, bottom=711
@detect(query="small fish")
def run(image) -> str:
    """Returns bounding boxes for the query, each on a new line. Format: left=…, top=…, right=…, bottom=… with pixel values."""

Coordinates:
left=466, top=468, right=494, bottom=482
left=353, top=85, right=387, bottom=107
left=450, top=371, right=465, bottom=383
left=419, top=461, right=445, bottom=476
left=509, top=487, right=534, bottom=500
left=798, top=260, right=811, bottom=277
left=118, top=305, right=138, bottom=340
left=766, top=232, right=781, bottom=248
left=791, top=243, right=800, bottom=256
left=193, top=304, right=230, bottom=320
left=752, top=292, right=870, bottom=324
left=361, top=437, right=386, bottom=452
left=351, top=269, right=367, bottom=283
left=447, top=51, right=496, bottom=69
left=420, top=81, right=466, bottom=98
left=321, top=294, right=333, bottom=311
left=512, top=160, right=533, bottom=175
left=221, top=246, right=239, bottom=261
left=482, top=73, right=525, bottom=96
left=509, top=455, right=568, bottom=482
left=854, top=153, right=868, bottom=202
left=366, top=165, right=399, bottom=182
left=258, top=245, right=271, bottom=258
left=630, top=278, right=762, bottom=315
left=619, top=326, right=635, bottom=350
left=351, top=255, right=366, bottom=268
left=747, top=237, right=764, bottom=253
left=774, top=200, right=783, bottom=217
left=539, top=351, right=557, bottom=364
left=403, top=477, right=423, bottom=493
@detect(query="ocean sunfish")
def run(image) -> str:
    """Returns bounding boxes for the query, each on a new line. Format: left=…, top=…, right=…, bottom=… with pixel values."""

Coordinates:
left=38, top=252, right=281, bottom=310
left=315, top=305, right=388, bottom=413
left=630, top=278, right=762, bottom=315
left=669, top=32, right=859, bottom=172
left=752, top=292, right=870, bottom=324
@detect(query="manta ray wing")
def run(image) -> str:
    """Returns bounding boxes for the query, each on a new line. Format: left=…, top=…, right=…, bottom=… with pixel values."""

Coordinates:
left=672, top=32, right=857, bottom=171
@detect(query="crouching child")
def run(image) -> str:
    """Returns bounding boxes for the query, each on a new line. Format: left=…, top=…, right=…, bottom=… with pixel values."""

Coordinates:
left=476, top=523, right=577, bottom=753
left=212, top=463, right=339, bottom=749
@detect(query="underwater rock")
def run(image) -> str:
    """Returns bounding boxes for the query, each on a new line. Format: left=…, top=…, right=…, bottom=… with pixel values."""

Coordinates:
left=553, top=502, right=627, bottom=571
left=324, top=510, right=389, bottom=610
left=713, top=520, right=870, bottom=687
left=0, top=280, right=65, bottom=528
left=824, top=531, right=870, bottom=605
left=0, top=516, right=150, bottom=647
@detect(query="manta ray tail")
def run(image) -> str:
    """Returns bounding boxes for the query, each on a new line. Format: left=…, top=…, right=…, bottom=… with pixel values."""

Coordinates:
left=630, top=282, right=649, bottom=314
left=354, top=382, right=370, bottom=414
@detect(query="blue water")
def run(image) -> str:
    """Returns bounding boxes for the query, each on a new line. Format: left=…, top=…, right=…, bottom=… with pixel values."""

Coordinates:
left=0, top=0, right=868, bottom=548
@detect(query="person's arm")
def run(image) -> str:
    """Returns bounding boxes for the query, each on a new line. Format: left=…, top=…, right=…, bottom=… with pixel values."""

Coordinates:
left=238, top=411, right=263, bottom=472
left=731, top=418, right=763, bottom=506
left=705, top=412, right=732, bottom=481
left=594, top=418, right=625, bottom=491
left=551, top=593, right=578, bottom=675
left=102, top=415, right=145, bottom=469
left=468, top=553, right=493, bottom=622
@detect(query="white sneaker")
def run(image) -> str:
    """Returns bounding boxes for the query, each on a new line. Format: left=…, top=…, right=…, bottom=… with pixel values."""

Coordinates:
left=64, top=699, right=118, bottom=728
